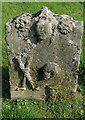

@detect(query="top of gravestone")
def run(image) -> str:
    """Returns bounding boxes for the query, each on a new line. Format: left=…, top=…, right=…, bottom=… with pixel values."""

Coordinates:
left=41, top=6, right=48, bottom=10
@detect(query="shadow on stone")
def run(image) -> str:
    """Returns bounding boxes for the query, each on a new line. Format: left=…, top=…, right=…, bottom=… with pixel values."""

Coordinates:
left=28, top=22, right=42, bottom=44
left=36, top=65, right=46, bottom=81
left=26, top=78, right=33, bottom=90
left=12, top=57, right=24, bottom=88
left=45, top=86, right=51, bottom=101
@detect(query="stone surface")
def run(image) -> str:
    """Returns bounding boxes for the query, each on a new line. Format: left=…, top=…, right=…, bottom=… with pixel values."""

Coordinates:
left=5, top=7, right=83, bottom=100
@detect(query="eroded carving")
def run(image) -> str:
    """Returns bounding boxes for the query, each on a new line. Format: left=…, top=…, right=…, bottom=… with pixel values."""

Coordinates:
left=5, top=7, right=83, bottom=99
left=14, top=55, right=35, bottom=90
left=36, top=19, right=52, bottom=40
left=37, top=62, right=61, bottom=81
left=57, top=20, right=75, bottom=34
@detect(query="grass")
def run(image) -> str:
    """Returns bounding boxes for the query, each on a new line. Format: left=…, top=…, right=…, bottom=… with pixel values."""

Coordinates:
left=2, top=99, right=42, bottom=118
left=2, top=93, right=84, bottom=118
left=2, top=2, right=85, bottom=119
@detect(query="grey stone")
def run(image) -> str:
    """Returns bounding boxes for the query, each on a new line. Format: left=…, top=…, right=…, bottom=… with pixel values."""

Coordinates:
left=5, top=7, right=83, bottom=100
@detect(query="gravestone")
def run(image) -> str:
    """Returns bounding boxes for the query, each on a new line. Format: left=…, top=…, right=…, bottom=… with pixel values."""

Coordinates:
left=5, top=7, right=83, bottom=100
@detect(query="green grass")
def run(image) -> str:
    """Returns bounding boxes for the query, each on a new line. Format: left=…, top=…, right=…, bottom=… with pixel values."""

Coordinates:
left=2, top=99, right=42, bottom=118
left=2, top=2, right=85, bottom=119
left=2, top=93, right=84, bottom=118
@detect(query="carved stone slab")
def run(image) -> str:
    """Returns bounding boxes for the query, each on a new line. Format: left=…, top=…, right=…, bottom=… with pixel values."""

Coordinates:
left=5, top=7, right=83, bottom=100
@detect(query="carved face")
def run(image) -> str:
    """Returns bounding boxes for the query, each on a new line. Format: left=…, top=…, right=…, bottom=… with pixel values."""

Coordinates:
left=43, top=62, right=61, bottom=80
left=36, top=19, right=52, bottom=40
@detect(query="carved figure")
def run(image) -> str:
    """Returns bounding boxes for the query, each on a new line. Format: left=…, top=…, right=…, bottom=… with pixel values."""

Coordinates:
left=15, top=55, right=35, bottom=90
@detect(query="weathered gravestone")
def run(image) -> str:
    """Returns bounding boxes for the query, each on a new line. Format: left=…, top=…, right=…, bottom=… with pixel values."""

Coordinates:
left=5, top=7, right=83, bottom=100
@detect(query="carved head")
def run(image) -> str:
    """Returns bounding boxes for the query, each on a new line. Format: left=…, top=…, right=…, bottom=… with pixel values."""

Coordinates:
left=36, top=19, right=52, bottom=40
